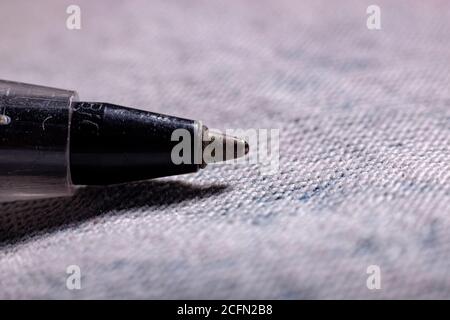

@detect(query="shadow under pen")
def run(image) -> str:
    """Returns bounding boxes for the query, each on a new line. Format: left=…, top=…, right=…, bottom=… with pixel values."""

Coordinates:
left=0, top=180, right=228, bottom=247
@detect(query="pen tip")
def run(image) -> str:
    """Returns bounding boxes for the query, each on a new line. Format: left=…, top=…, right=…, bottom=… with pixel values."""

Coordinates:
left=202, top=130, right=249, bottom=164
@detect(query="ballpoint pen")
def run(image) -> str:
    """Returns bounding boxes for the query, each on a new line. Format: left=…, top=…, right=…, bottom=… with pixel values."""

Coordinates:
left=0, top=80, right=248, bottom=202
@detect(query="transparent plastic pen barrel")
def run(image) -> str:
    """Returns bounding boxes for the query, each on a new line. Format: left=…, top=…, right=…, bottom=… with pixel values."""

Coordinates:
left=0, top=80, right=78, bottom=202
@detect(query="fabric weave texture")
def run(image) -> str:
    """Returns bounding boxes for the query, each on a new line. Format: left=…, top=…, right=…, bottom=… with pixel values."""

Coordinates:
left=0, top=0, right=449, bottom=299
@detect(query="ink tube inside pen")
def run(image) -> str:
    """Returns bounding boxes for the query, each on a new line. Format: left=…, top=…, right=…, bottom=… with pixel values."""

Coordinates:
left=0, top=80, right=78, bottom=202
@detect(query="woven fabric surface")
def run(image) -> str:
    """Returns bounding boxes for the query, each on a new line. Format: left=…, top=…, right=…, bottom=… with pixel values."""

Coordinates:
left=0, top=0, right=449, bottom=299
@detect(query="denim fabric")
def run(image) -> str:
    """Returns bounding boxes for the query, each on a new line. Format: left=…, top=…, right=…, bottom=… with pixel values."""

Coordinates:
left=0, top=0, right=449, bottom=299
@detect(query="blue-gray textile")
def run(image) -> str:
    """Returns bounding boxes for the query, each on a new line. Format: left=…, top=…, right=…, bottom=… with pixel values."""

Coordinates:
left=0, top=0, right=449, bottom=299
